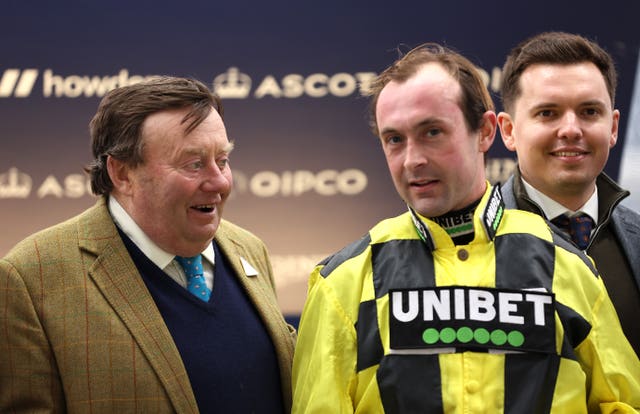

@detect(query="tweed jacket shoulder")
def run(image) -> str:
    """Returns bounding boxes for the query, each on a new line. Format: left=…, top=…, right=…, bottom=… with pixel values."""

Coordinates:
left=0, top=197, right=295, bottom=413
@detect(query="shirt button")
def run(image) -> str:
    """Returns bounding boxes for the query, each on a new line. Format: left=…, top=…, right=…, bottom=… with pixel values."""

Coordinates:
left=457, top=249, right=469, bottom=261
left=466, top=380, right=480, bottom=393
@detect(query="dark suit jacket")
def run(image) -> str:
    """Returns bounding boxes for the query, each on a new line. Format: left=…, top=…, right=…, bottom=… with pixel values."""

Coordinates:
left=501, top=172, right=640, bottom=292
left=0, top=197, right=296, bottom=413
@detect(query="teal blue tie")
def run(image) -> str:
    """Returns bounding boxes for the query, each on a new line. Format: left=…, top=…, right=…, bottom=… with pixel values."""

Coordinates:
left=175, top=254, right=211, bottom=301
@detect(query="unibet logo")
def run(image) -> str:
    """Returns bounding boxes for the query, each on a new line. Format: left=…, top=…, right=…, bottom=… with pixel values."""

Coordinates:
left=483, top=184, right=504, bottom=237
left=390, top=287, right=552, bottom=325
left=389, top=286, right=556, bottom=354
left=0, top=69, right=38, bottom=98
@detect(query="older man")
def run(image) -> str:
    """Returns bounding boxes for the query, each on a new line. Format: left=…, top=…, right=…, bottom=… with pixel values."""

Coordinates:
left=0, top=76, right=295, bottom=413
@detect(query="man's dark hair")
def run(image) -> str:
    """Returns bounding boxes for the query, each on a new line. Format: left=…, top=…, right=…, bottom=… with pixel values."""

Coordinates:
left=500, top=31, right=617, bottom=113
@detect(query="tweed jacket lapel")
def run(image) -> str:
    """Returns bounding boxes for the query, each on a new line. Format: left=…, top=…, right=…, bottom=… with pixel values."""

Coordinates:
left=79, top=198, right=199, bottom=414
left=214, top=220, right=295, bottom=410
left=214, top=221, right=288, bottom=331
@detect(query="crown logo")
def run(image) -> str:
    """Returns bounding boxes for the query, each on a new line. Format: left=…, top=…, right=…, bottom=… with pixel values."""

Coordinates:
left=213, top=67, right=251, bottom=99
left=0, top=167, right=32, bottom=198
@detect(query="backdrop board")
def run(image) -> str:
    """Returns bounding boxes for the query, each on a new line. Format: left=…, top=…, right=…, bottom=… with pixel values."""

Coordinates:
left=2, top=0, right=639, bottom=318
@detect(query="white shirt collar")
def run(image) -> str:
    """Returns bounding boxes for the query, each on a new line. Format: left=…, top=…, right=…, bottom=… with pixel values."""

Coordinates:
left=521, top=178, right=599, bottom=225
left=108, top=196, right=215, bottom=268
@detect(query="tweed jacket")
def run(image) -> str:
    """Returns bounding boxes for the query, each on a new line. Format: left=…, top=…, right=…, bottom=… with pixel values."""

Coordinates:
left=501, top=170, right=640, bottom=292
left=0, top=197, right=296, bottom=413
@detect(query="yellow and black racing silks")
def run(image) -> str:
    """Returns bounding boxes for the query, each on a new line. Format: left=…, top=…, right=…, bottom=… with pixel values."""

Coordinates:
left=292, top=184, right=640, bottom=413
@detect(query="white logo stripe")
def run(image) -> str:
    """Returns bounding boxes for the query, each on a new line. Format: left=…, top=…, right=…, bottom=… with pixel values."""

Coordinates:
left=0, top=69, right=38, bottom=97
left=14, top=69, right=38, bottom=97
left=0, top=69, right=20, bottom=97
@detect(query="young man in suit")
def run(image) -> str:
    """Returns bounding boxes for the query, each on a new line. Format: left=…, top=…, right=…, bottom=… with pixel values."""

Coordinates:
left=0, top=76, right=296, bottom=413
left=497, top=31, right=640, bottom=357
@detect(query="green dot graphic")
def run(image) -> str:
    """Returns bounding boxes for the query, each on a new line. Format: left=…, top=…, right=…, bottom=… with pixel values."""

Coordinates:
left=474, top=328, right=490, bottom=344
left=440, top=327, right=456, bottom=344
left=507, top=331, right=525, bottom=347
left=422, top=328, right=439, bottom=344
left=457, top=327, right=473, bottom=343
left=490, top=329, right=507, bottom=345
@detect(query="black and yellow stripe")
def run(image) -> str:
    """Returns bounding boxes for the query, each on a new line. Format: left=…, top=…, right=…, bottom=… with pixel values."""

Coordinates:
left=292, top=185, right=640, bottom=413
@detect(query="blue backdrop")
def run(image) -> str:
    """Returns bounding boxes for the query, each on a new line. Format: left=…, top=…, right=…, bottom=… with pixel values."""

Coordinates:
left=2, top=0, right=639, bottom=315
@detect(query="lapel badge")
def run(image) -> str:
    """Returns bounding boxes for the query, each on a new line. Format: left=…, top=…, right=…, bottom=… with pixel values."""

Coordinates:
left=240, top=257, right=259, bottom=277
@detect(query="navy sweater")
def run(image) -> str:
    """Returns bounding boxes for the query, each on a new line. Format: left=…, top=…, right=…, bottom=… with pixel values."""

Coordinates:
left=120, top=232, right=284, bottom=413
